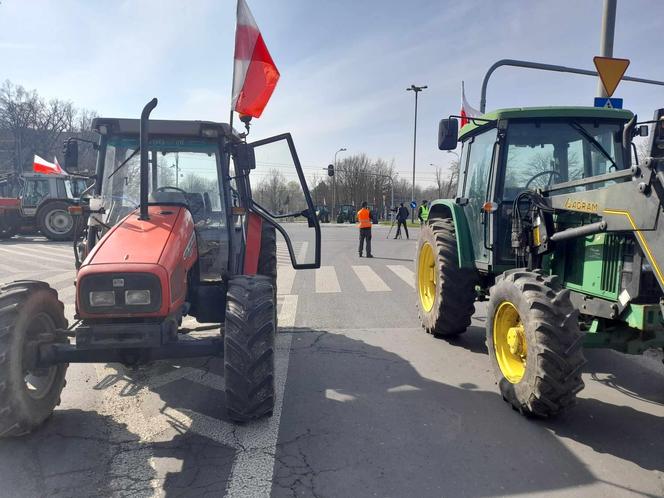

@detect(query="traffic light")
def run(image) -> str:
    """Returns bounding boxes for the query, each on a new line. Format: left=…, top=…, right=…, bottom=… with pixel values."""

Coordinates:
left=327, top=164, right=334, bottom=177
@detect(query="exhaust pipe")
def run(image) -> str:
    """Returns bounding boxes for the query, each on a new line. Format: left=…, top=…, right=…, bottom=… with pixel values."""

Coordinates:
left=139, top=98, right=158, bottom=221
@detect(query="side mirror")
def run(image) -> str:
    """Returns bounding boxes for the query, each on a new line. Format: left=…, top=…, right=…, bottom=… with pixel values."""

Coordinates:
left=638, top=125, right=649, bottom=137
left=63, top=139, right=79, bottom=171
left=438, top=118, right=458, bottom=150
left=234, top=143, right=256, bottom=172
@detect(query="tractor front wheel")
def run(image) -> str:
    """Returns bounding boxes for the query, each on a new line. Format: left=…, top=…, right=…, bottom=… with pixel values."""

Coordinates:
left=38, top=201, right=75, bottom=241
left=224, top=275, right=275, bottom=422
left=486, top=270, right=586, bottom=417
left=0, top=281, right=68, bottom=438
left=416, top=218, right=476, bottom=337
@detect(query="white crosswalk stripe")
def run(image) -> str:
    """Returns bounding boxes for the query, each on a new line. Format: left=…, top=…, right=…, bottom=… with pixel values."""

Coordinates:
left=387, top=265, right=415, bottom=288
left=315, top=266, right=341, bottom=293
left=276, top=241, right=309, bottom=267
left=352, top=265, right=391, bottom=292
left=0, top=246, right=72, bottom=268
left=278, top=294, right=298, bottom=328
left=277, top=266, right=296, bottom=295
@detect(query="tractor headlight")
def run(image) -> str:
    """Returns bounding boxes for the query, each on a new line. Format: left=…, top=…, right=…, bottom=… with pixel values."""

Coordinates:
left=125, top=290, right=151, bottom=306
left=89, top=291, right=116, bottom=307
left=79, top=272, right=162, bottom=313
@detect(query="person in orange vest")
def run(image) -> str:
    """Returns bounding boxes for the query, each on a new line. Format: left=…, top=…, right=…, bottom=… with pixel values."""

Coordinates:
left=357, top=201, right=373, bottom=258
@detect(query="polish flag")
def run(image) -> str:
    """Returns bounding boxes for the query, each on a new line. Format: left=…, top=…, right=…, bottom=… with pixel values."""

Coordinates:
left=460, top=81, right=481, bottom=127
left=231, top=0, right=280, bottom=118
left=33, top=154, right=64, bottom=175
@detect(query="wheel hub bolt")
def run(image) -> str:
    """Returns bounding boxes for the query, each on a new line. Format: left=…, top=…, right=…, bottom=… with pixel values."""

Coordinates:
left=507, top=327, right=524, bottom=355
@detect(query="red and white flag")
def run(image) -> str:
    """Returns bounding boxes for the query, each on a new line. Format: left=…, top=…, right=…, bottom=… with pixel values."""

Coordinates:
left=231, top=0, right=280, bottom=118
left=460, top=81, right=481, bottom=127
left=33, top=154, right=64, bottom=175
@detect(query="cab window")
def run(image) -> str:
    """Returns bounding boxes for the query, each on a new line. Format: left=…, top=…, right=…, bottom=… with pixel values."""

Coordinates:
left=502, top=120, right=626, bottom=199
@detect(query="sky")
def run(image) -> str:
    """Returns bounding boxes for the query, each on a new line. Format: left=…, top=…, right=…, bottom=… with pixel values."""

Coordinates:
left=1, top=0, right=664, bottom=188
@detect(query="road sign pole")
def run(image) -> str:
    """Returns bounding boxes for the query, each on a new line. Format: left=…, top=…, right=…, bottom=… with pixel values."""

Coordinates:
left=597, top=0, right=617, bottom=98
left=411, top=90, right=418, bottom=222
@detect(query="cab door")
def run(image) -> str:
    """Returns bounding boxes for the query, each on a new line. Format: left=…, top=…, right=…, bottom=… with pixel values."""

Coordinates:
left=459, top=128, right=498, bottom=268
left=21, top=178, right=50, bottom=217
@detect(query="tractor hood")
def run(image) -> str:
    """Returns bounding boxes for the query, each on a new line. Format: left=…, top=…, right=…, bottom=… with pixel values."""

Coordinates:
left=85, top=206, right=184, bottom=266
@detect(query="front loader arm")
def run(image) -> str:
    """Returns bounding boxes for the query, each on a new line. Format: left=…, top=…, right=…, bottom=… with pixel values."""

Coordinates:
left=541, top=161, right=664, bottom=292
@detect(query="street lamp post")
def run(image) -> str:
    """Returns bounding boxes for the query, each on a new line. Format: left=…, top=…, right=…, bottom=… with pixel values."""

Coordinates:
left=333, top=147, right=346, bottom=221
left=407, top=84, right=427, bottom=222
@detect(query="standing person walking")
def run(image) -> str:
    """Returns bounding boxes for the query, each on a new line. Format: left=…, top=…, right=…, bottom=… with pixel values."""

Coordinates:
left=357, top=201, right=373, bottom=258
left=394, top=202, right=410, bottom=239
left=417, top=200, right=429, bottom=226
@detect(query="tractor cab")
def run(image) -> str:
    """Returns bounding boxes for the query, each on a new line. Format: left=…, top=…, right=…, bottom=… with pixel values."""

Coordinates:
left=69, top=115, right=320, bottom=276
left=437, top=107, right=634, bottom=270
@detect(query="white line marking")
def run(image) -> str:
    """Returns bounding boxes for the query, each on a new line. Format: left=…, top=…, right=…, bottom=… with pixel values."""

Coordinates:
left=0, top=246, right=72, bottom=267
left=315, top=266, right=341, bottom=293
left=297, top=241, right=309, bottom=263
left=276, top=266, right=296, bottom=295
left=1, top=244, right=73, bottom=259
left=278, top=294, right=298, bottom=328
left=225, top=332, right=293, bottom=498
left=387, top=265, right=415, bottom=288
left=352, top=265, right=391, bottom=292
left=45, top=272, right=77, bottom=290
left=20, top=244, right=74, bottom=256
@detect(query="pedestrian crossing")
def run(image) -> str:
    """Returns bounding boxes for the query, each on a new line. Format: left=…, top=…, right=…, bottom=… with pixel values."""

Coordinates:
left=277, top=262, right=414, bottom=295
left=0, top=238, right=416, bottom=326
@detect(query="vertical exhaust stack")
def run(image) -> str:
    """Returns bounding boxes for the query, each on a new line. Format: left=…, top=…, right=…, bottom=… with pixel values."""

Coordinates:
left=139, top=98, right=158, bottom=221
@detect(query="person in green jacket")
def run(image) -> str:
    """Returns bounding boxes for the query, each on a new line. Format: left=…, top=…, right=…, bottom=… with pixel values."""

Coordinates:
left=417, top=200, right=429, bottom=226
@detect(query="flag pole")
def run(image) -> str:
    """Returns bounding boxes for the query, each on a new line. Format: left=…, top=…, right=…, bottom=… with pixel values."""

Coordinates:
left=229, top=0, right=239, bottom=132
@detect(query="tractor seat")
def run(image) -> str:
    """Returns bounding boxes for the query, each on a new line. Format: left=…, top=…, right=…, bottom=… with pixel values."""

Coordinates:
left=185, top=192, right=206, bottom=223
left=149, top=190, right=187, bottom=205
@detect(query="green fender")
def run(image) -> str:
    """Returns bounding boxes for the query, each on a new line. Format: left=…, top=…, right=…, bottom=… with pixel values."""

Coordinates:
left=427, top=199, right=475, bottom=269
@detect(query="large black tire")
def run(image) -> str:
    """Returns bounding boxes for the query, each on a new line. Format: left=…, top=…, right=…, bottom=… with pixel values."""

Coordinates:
left=224, top=275, right=275, bottom=422
left=486, top=269, right=586, bottom=417
left=37, top=200, right=75, bottom=241
left=0, top=281, right=68, bottom=438
left=416, top=218, right=477, bottom=337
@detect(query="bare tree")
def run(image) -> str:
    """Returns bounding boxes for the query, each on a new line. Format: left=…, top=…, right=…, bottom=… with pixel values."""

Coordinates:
left=0, top=80, right=98, bottom=173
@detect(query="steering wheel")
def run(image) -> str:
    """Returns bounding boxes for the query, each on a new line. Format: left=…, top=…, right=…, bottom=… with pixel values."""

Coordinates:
left=525, top=170, right=563, bottom=189
left=155, top=186, right=187, bottom=195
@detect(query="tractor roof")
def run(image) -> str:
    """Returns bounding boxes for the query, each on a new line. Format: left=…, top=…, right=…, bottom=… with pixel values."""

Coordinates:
left=92, top=118, right=242, bottom=141
left=459, top=106, right=633, bottom=138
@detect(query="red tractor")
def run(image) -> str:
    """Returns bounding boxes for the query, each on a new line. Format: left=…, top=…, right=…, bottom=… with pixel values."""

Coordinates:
left=0, top=99, right=320, bottom=437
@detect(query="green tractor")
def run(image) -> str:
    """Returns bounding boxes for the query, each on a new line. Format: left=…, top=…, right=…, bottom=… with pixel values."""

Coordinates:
left=336, top=204, right=356, bottom=224
left=416, top=105, right=664, bottom=417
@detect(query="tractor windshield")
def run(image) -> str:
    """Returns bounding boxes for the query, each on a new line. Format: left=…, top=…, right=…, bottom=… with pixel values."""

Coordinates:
left=502, top=120, right=627, bottom=199
left=100, top=135, right=228, bottom=279
left=101, top=137, right=223, bottom=226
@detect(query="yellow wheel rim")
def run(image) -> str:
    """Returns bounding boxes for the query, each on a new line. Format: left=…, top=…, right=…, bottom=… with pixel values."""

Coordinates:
left=493, top=301, right=527, bottom=383
left=418, top=242, right=436, bottom=312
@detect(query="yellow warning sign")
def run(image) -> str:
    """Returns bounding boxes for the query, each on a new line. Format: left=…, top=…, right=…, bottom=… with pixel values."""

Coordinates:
left=593, top=56, right=630, bottom=97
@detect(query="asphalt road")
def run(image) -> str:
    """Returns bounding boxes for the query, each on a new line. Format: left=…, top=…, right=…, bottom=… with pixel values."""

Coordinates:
left=0, top=224, right=663, bottom=498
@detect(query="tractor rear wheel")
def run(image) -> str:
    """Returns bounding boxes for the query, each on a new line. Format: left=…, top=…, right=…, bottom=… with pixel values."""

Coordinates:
left=0, top=281, right=68, bottom=438
left=416, top=218, right=476, bottom=337
left=38, top=201, right=75, bottom=241
left=486, top=270, right=586, bottom=417
left=224, top=275, right=275, bottom=422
